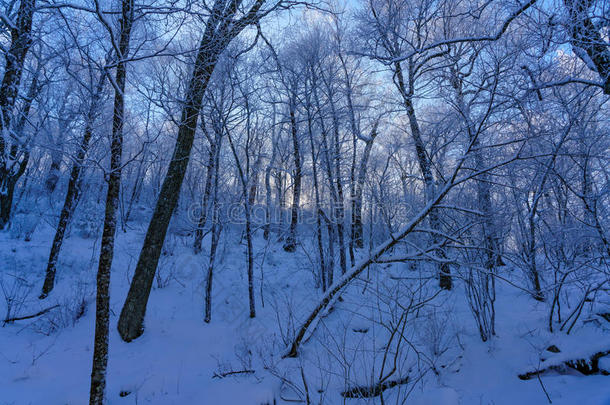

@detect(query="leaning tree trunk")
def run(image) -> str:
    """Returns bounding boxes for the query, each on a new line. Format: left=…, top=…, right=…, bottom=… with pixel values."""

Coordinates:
left=117, top=0, right=267, bottom=342
left=286, top=173, right=463, bottom=357
left=89, top=1, right=133, bottom=403
left=41, top=73, right=106, bottom=298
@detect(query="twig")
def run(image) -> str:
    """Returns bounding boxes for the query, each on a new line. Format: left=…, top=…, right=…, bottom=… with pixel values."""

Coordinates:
left=212, top=369, right=255, bottom=379
left=3, top=305, right=60, bottom=325
left=536, top=360, right=552, bottom=404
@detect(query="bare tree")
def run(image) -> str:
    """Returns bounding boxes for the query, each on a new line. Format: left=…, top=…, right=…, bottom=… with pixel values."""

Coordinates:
left=0, top=0, right=36, bottom=229
left=89, top=0, right=134, bottom=403
left=41, top=65, right=108, bottom=298
left=118, top=0, right=295, bottom=342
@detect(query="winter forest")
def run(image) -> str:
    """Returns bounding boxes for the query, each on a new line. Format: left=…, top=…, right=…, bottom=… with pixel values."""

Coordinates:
left=0, top=0, right=609, bottom=403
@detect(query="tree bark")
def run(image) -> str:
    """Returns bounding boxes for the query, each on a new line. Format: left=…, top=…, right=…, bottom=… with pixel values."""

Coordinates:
left=263, top=116, right=277, bottom=240
left=41, top=73, right=106, bottom=298
left=306, top=103, right=326, bottom=290
left=564, top=0, right=610, bottom=94
left=226, top=128, right=256, bottom=318
left=328, top=93, right=347, bottom=275
left=204, top=131, right=223, bottom=323
left=118, top=0, right=267, bottom=341
left=353, top=122, right=378, bottom=249
left=394, top=61, right=451, bottom=290
left=0, top=73, right=38, bottom=229
left=283, top=101, right=301, bottom=252
left=0, top=0, right=36, bottom=230
left=286, top=176, right=460, bottom=357
left=193, top=119, right=217, bottom=254
left=89, top=1, right=133, bottom=403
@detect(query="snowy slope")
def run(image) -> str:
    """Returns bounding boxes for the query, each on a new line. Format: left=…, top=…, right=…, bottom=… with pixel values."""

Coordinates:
left=1, top=225, right=609, bottom=404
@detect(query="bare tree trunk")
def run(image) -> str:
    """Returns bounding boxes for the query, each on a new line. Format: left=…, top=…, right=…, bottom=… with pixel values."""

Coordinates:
left=193, top=120, right=217, bottom=254
left=41, top=73, right=106, bottom=298
left=244, top=198, right=255, bottom=317
left=45, top=104, right=71, bottom=194
left=89, top=1, right=133, bottom=403
left=287, top=174, right=462, bottom=357
left=329, top=96, right=347, bottom=275
left=123, top=155, right=145, bottom=224
left=117, top=0, right=267, bottom=342
left=204, top=131, right=223, bottom=323
left=451, top=74, right=498, bottom=338
left=283, top=101, right=301, bottom=252
left=522, top=123, right=572, bottom=301
left=275, top=169, right=285, bottom=236
left=320, top=209, right=335, bottom=288
left=0, top=0, right=36, bottom=230
left=45, top=152, right=62, bottom=193
left=263, top=122, right=277, bottom=240
left=0, top=69, right=39, bottom=228
left=353, top=122, right=378, bottom=249
left=226, top=128, right=256, bottom=318
left=349, top=133, right=356, bottom=265
left=204, top=207, right=222, bottom=323
left=564, top=0, right=610, bottom=94
left=306, top=106, right=326, bottom=290
left=525, top=211, right=543, bottom=301
left=338, top=52, right=359, bottom=265
left=313, top=82, right=341, bottom=284
left=123, top=117, right=151, bottom=226
left=394, top=61, right=451, bottom=290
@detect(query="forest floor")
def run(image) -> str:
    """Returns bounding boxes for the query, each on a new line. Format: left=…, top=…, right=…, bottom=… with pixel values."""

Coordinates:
left=0, top=220, right=609, bottom=404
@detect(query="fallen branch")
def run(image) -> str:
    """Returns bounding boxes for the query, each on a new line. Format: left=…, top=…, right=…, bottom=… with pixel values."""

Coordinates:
left=341, top=376, right=410, bottom=398
left=212, top=369, right=255, bottom=379
left=283, top=133, right=522, bottom=358
left=519, top=349, right=610, bottom=380
left=284, top=178, right=456, bottom=358
left=3, top=305, right=60, bottom=325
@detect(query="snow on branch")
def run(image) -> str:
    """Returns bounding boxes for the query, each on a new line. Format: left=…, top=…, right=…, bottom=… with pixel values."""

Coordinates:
left=385, top=0, right=538, bottom=64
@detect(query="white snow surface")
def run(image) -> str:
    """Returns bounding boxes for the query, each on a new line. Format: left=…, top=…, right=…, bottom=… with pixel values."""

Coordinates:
left=0, top=223, right=609, bottom=404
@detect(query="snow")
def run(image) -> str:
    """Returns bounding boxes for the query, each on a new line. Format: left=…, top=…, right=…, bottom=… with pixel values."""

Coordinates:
left=600, top=357, right=610, bottom=374
left=1, top=223, right=609, bottom=404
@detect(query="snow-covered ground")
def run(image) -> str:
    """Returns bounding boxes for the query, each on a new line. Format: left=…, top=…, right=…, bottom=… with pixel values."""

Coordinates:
left=1, top=223, right=609, bottom=404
